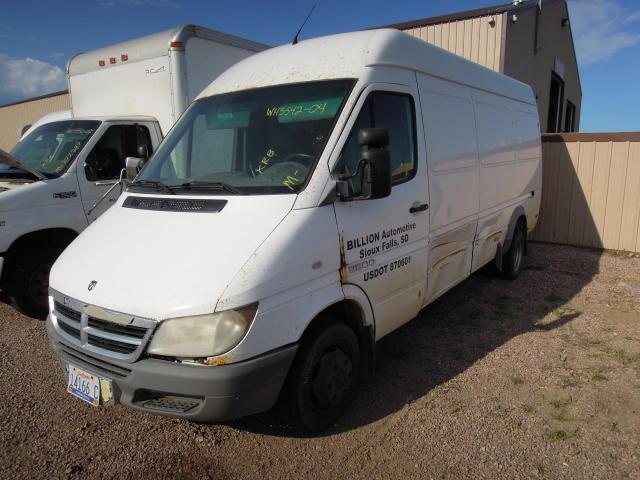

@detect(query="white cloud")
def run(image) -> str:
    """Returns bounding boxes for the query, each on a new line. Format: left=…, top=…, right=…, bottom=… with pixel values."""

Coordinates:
left=569, top=0, right=640, bottom=66
left=0, top=53, right=67, bottom=102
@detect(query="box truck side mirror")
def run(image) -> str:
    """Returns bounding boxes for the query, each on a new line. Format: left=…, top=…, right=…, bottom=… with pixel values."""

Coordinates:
left=125, top=156, right=143, bottom=182
left=137, top=145, right=149, bottom=160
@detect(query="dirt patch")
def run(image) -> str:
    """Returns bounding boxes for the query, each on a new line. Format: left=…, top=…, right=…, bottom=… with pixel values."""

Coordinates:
left=1, top=243, right=639, bottom=479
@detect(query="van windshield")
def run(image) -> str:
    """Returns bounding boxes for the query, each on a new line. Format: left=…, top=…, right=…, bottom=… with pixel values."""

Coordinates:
left=136, top=80, right=354, bottom=194
left=6, top=120, right=100, bottom=178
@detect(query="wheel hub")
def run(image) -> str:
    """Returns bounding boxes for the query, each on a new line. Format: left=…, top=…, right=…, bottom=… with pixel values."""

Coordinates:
left=28, top=264, right=51, bottom=309
left=311, top=348, right=353, bottom=407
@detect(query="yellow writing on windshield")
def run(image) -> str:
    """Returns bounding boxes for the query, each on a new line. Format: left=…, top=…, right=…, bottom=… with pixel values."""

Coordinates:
left=283, top=170, right=300, bottom=190
left=255, top=148, right=277, bottom=175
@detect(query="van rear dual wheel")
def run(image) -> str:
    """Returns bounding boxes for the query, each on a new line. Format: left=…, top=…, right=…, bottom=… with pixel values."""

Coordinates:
left=11, top=246, right=61, bottom=319
left=502, top=225, right=525, bottom=280
left=282, top=322, right=360, bottom=433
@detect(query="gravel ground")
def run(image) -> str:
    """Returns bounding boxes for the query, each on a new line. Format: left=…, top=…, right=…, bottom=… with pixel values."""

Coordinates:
left=1, top=243, right=639, bottom=479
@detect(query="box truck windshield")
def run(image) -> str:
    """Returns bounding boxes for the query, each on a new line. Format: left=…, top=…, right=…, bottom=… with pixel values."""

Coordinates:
left=135, top=79, right=354, bottom=195
left=8, top=120, right=100, bottom=178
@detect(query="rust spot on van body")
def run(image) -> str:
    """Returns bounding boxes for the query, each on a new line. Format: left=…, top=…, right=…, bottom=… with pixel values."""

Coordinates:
left=201, top=355, right=233, bottom=366
left=339, top=232, right=348, bottom=284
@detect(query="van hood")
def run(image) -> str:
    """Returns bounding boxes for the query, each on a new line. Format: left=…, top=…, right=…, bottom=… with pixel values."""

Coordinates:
left=49, top=193, right=296, bottom=320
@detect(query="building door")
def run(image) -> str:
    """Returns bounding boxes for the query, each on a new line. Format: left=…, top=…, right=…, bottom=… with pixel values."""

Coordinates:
left=547, top=72, right=565, bottom=133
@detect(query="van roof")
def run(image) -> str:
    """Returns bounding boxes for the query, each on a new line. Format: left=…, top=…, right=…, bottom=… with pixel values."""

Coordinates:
left=198, top=29, right=534, bottom=105
left=68, top=25, right=269, bottom=77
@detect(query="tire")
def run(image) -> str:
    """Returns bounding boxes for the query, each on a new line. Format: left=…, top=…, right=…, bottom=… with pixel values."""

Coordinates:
left=501, top=225, right=525, bottom=280
left=281, top=322, right=360, bottom=433
left=10, top=246, right=62, bottom=319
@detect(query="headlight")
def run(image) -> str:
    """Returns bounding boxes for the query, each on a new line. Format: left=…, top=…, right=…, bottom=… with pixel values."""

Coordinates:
left=147, top=303, right=257, bottom=358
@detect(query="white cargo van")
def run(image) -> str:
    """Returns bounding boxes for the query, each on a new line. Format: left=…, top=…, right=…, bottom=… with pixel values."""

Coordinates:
left=46, top=29, right=541, bottom=432
left=0, top=25, right=267, bottom=317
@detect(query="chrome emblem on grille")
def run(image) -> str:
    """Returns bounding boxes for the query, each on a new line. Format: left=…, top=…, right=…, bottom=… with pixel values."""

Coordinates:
left=63, top=296, right=70, bottom=306
left=88, top=280, right=98, bottom=291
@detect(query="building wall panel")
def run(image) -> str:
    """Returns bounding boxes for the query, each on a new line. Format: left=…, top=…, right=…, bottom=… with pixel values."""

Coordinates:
left=531, top=133, right=640, bottom=252
left=0, top=92, right=70, bottom=150
left=403, top=14, right=503, bottom=72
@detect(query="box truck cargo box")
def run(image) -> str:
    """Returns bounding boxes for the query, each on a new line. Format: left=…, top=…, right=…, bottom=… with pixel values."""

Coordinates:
left=0, top=25, right=267, bottom=318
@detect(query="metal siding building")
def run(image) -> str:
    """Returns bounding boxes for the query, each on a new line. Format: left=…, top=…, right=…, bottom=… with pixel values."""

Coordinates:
left=0, top=91, right=70, bottom=151
left=386, top=0, right=582, bottom=133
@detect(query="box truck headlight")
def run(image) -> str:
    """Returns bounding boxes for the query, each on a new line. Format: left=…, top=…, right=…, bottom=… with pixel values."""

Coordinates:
left=147, top=304, right=257, bottom=358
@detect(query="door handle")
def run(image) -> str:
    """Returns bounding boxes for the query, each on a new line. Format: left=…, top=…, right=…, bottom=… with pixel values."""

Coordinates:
left=409, top=203, right=429, bottom=214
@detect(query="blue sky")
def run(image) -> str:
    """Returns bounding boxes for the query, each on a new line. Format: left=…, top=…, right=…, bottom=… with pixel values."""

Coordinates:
left=1, top=0, right=639, bottom=132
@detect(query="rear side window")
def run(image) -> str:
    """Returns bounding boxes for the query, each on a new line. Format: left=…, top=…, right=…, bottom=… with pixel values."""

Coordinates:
left=85, top=125, right=152, bottom=181
left=338, top=92, right=416, bottom=194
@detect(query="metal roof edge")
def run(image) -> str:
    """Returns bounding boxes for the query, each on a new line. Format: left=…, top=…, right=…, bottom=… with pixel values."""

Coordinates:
left=0, top=90, right=69, bottom=109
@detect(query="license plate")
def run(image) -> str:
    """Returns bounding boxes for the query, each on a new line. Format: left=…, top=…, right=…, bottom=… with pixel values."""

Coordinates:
left=67, top=365, right=105, bottom=406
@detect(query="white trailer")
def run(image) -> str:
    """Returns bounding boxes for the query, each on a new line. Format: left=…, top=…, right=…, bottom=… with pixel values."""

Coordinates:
left=0, top=25, right=267, bottom=317
left=46, top=29, right=542, bottom=432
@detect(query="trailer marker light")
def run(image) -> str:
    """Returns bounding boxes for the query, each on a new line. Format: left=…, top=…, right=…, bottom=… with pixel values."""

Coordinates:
left=98, top=60, right=105, bottom=67
left=121, top=54, right=128, bottom=61
left=170, top=41, right=184, bottom=49
left=109, top=57, right=116, bottom=64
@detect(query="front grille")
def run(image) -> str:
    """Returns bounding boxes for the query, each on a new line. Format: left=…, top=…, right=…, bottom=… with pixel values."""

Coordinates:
left=88, top=334, right=138, bottom=354
left=88, top=316, right=146, bottom=339
left=59, top=344, right=131, bottom=378
left=58, top=321, right=80, bottom=339
left=55, top=302, right=81, bottom=322
left=51, top=292, right=156, bottom=363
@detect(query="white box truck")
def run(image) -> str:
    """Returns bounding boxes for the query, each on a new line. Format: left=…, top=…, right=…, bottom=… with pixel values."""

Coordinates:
left=0, top=25, right=267, bottom=317
left=46, top=29, right=542, bottom=432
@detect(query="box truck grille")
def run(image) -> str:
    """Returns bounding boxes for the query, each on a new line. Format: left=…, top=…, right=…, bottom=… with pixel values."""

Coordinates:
left=51, top=294, right=156, bottom=363
left=123, top=195, right=227, bottom=212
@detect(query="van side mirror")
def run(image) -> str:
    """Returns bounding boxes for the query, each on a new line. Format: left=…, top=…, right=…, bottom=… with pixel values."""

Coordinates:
left=358, top=128, right=391, bottom=199
left=125, top=156, right=143, bottom=182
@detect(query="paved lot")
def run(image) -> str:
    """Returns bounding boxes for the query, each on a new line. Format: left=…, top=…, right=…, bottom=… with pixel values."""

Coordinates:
left=1, top=243, right=639, bottom=479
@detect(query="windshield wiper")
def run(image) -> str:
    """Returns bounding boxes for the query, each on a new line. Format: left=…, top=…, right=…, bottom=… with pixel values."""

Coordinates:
left=129, top=179, right=175, bottom=195
left=177, top=180, right=245, bottom=195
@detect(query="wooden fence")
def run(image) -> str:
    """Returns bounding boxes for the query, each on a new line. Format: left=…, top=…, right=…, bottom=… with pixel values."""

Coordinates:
left=530, top=132, right=640, bottom=252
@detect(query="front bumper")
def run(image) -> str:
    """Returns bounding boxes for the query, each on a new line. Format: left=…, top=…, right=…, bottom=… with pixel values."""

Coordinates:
left=47, top=316, right=297, bottom=422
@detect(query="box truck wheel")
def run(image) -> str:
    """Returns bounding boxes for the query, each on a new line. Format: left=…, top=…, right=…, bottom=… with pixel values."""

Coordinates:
left=282, top=322, right=360, bottom=432
left=11, top=246, right=61, bottom=319
left=502, top=225, right=525, bottom=280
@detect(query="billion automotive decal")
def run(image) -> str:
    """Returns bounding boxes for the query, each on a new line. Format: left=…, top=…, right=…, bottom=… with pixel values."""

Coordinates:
left=346, top=222, right=417, bottom=260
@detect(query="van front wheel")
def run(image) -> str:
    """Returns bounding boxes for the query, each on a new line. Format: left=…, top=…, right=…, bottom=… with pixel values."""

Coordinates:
left=502, top=226, right=525, bottom=280
left=282, top=323, right=360, bottom=433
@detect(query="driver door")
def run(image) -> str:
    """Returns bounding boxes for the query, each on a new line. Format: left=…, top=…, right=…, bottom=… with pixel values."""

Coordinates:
left=333, top=83, right=430, bottom=340
left=77, top=123, right=155, bottom=222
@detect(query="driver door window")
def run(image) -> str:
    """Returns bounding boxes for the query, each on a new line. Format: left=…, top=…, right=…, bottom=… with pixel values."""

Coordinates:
left=85, top=125, right=152, bottom=181
left=339, top=92, right=417, bottom=194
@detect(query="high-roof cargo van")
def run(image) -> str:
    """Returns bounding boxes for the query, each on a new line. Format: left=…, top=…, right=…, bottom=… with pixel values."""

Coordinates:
left=46, top=29, right=542, bottom=432
left=0, top=25, right=267, bottom=317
